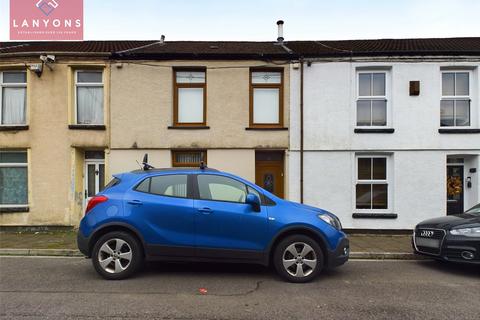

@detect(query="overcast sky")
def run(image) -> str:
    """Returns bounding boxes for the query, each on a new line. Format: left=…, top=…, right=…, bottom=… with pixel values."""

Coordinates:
left=1, top=0, right=479, bottom=41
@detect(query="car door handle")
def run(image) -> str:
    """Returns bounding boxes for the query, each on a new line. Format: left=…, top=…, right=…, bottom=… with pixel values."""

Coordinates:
left=127, top=200, right=143, bottom=206
left=197, top=207, right=213, bottom=214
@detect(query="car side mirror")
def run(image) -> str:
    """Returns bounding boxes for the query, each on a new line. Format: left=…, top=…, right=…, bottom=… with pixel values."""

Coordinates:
left=246, top=193, right=261, bottom=212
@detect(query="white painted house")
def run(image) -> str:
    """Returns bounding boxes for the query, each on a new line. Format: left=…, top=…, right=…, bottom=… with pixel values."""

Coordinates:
left=287, top=38, right=480, bottom=230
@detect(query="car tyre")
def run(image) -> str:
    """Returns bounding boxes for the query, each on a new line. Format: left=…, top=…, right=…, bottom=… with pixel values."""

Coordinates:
left=273, top=235, right=324, bottom=283
left=92, top=231, right=143, bottom=280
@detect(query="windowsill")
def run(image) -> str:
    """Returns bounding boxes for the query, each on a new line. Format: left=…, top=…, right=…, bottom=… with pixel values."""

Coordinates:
left=354, top=128, right=394, bottom=133
left=438, top=128, right=480, bottom=134
left=245, top=127, right=288, bottom=131
left=68, top=124, right=106, bottom=130
left=0, top=206, right=29, bottom=213
left=352, top=213, right=397, bottom=219
left=168, top=126, right=210, bottom=130
left=0, top=125, right=29, bottom=131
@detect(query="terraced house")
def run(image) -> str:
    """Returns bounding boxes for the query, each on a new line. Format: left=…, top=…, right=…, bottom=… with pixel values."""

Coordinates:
left=0, top=40, right=293, bottom=226
left=1, top=37, right=479, bottom=230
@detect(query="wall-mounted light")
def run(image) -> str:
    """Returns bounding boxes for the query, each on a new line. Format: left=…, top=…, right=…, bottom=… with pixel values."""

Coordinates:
left=28, top=63, right=43, bottom=77
left=466, top=177, right=472, bottom=188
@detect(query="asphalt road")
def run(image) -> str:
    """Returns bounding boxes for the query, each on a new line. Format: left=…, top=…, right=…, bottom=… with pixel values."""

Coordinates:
left=0, top=257, right=479, bottom=320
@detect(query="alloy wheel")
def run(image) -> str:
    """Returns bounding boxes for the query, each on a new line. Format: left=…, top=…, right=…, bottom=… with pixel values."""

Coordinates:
left=282, top=242, right=317, bottom=277
left=97, top=238, right=133, bottom=274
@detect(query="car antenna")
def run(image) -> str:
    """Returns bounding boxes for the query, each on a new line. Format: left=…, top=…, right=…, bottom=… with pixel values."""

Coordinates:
left=142, top=153, right=154, bottom=170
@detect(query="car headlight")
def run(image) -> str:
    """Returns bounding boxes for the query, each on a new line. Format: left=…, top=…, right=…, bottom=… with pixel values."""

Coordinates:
left=450, top=227, right=480, bottom=237
left=318, top=213, right=342, bottom=230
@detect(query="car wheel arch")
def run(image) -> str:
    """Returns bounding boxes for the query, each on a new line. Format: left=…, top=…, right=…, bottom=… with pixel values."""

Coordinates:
left=88, top=222, right=146, bottom=258
left=267, top=226, right=329, bottom=267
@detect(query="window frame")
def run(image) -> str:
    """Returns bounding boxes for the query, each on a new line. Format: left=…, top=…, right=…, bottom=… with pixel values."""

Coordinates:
left=440, top=70, right=472, bottom=128
left=171, top=150, right=207, bottom=167
left=249, top=67, right=284, bottom=128
left=133, top=174, right=190, bottom=199
left=0, top=70, right=27, bottom=126
left=74, top=70, right=104, bottom=125
left=0, top=150, right=28, bottom=208
left=355, top=70, right=389, bottom=128
left=354, top=154, right=392, bottom=213
left=173, top=67, right=207, bottom=127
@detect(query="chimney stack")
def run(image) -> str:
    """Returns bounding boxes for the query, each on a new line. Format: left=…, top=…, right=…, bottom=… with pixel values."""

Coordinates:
left=276, top=20, right=284, bottom=43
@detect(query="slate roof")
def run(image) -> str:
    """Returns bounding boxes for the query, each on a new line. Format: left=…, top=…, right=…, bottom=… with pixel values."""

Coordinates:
left=1, top=37, right=479, bottom=59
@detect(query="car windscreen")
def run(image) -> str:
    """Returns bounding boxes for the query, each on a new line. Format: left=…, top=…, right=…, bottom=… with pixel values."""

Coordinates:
left=465, top=203, right=480, bottom=215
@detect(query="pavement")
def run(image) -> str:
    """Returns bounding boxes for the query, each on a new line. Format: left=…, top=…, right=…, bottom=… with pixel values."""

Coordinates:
left=0, top=231, right=415, bottom=259
left=0, top=257, right=479, bottom=319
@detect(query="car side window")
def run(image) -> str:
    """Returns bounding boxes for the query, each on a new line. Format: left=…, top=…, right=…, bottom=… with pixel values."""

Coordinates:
left=197, top=175, right=247, bottom=203
left=247, top=185, right=261, bottom=200
left=136, top=175, right=188, bottom=198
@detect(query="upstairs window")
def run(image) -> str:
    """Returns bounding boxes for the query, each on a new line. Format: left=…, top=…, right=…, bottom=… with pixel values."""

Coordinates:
left=357, top=72, right=387, bottom=126
left=0, top=150, right=28, bottom=207
left=172, top=150, right=207, bottom=167
left=356, top=156, right=388, bottom=210
left=0, top=71, right=27, bottom=125
left=173, top=69, right=206, bottom=126
left=250, top=69, right=283, bottom=127
left=441, top=71, right=470, bottom=127
left=75, top=70, right=104, bottom=125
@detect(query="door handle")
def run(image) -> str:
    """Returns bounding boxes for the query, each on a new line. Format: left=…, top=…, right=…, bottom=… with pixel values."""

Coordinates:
left=197, top=207, right=213, bottom=214
left=127, top=200, right=143, bottom=206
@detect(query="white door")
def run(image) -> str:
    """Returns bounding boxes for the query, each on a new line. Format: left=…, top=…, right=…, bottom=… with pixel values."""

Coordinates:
left=84, top=160, right=105, bottom=207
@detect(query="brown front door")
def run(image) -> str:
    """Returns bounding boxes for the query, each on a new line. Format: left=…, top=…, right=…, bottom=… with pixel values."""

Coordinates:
left=255, top=151, right=284, bottom=198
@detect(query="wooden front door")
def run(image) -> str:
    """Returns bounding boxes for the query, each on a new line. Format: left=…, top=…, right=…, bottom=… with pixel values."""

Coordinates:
left=255, top=151, right=284, bottom=198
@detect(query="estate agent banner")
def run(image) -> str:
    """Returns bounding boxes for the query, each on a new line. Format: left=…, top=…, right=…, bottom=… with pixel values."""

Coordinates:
left=10, top=0, right=83, bottom=40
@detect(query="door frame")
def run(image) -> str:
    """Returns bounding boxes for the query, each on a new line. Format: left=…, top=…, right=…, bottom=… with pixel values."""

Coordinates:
left=446, top=159, right=465, bottom=215
left=84, top=159, right=105, bottom=208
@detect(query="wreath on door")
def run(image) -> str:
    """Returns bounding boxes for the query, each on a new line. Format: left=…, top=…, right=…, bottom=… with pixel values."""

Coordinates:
left=447, top=176, right=462, bottom=197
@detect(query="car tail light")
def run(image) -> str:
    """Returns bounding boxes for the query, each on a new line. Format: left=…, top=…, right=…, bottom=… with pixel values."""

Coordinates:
left=85, top=195, right=108, bottom=214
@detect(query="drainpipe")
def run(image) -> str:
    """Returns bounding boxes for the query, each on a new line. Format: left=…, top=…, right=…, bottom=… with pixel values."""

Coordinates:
left=300, top=58, right=304, bottom=203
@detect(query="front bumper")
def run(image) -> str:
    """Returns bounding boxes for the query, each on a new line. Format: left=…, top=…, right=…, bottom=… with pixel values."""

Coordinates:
left=327, top=237, right=349, bottom=268
left=413, top=231, right=480, bottom=265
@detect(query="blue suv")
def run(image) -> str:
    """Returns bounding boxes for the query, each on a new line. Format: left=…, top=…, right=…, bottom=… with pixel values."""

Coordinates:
left=77, top=162, right=349, bottom=282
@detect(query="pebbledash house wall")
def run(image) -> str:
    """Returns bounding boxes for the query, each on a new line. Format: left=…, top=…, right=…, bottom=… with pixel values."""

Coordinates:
left=108, top=60, right=289, bottom=192
left=289, top=59, right=480, bottom=230
left=0, top=56, right=110, bottom=226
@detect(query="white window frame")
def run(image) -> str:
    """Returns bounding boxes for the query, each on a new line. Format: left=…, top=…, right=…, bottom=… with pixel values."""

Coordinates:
left=355, top=70, right=390, bottom=128
left=440, top=70, right=472, bottom=128
left=354, top=154, right=392, bottom=213
left=0, top=150, right=28, bottom=208
left=74, top=70, right=104, bottom=125
left=0, top=70, right=27, bottom=126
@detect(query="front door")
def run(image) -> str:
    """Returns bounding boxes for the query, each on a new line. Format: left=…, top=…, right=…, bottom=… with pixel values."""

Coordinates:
left=447, top=165, right=464, bottom=215
left=255, top=151, right=284, bottom=198
left=84, top=160, right=105, bottom=207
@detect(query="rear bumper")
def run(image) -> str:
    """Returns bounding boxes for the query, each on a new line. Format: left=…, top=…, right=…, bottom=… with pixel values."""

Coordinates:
left=413, top=233, right=480, bottom=265
left=327, top=237, right=349, bottom=268
left=77, top=230, right=90, bottom=257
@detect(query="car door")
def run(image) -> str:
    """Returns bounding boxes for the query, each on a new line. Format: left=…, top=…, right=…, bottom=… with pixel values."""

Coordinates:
left=194, top=174, right=269, bottom=259
left=124, top=174, right=196, bottom=256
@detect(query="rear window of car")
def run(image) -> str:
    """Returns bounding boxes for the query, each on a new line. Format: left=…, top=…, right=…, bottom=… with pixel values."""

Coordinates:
left=135, top=175, right=188, bottom=198
left=104, top=177, right=121, bottom=190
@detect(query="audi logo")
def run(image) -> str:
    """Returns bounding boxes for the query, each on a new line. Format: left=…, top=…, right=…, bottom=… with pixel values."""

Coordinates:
left=420, top=230, right=434, bottom=237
